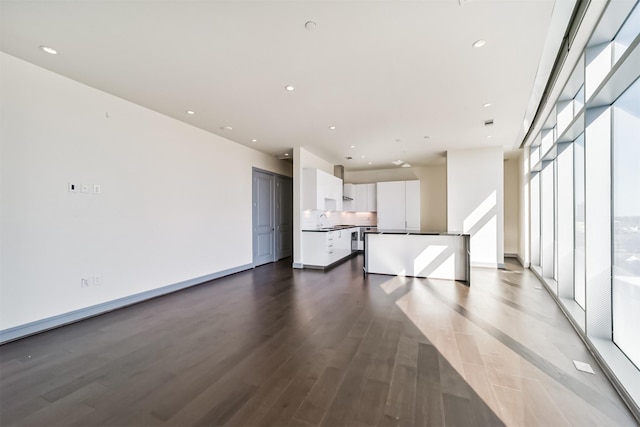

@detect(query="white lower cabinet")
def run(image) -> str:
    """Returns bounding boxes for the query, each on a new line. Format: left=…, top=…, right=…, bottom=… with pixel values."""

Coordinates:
left=302, top=228, right=358, bottom=267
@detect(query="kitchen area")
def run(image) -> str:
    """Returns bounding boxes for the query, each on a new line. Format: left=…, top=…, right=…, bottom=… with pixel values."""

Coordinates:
left=299, top=165, right=470, bottom=283
left=300, top=165, right=381, bottom=269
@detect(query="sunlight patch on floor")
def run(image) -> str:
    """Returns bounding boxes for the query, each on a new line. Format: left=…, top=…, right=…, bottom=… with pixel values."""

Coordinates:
left=383, top=271, right=619, bottom=426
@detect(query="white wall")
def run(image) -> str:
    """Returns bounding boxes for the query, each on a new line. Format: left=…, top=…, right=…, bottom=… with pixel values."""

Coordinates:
left=504, top=157, right=520, bottom=256
left=344, top=164, right=447, bottom=231
left=421, top=166, right=447, bottom=232
left=0, top=53, right=291, bottom=331
left=292, top=147, right=334, bottom=266
left=447, top=147, right=504, bottom=268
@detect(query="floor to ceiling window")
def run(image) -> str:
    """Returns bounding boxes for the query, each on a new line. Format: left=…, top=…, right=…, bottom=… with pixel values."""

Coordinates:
left=612, top=78, right=640, bottom=369
left=574, top=133, right=586, bottom=309
left=525, top=0, right=640, bottom=415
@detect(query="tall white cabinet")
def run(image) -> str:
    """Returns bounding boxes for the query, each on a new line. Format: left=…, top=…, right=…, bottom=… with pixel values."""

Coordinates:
left=376, top=180, right=420, bottom=230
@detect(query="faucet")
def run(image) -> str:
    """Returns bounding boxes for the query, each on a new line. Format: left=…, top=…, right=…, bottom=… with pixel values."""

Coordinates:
left=318, top=213, right=327, bottom=228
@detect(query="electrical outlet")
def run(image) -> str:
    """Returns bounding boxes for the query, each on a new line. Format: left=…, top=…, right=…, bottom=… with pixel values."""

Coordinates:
left=68, top=182, right=77, bottom=193
left=93, top=275, right=101, bottom=285
left=93, top=184, right=101, bottom=194
left=81, top=184, right=89, bottom=193
left=81, top=278, right=89, bottom=288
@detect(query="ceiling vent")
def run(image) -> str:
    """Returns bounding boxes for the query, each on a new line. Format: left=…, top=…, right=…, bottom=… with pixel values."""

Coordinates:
left=484, top=119, right=494, bottom=127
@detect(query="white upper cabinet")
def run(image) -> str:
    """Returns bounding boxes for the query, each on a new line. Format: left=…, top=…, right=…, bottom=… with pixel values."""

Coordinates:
left=343, top=183, right=355, bottom=211
left=343, top=182, right=377, bottom=212
left=303, top=168, right=343, bottom=211
left=376, top=180, right=420, bottom=230
left=355, top=184, right=368, bottom=212
left=366, top=183, right=377, bottom=212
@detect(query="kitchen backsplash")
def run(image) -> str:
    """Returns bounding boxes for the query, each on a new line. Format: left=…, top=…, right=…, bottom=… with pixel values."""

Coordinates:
left=302, top=210, right=377, bottom=229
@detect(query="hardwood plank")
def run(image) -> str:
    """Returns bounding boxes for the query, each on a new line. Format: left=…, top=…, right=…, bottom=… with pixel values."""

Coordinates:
left=454, top=332, right=484, bottom=366
left=320, top=352, right=372, bottom=427
left=292, top=366, right=345, bottom=426
left=382, top=363, right=416, bottom=426
left=492, top=384, right=525, bottom=427
left=366, top=320, right=403, bottom=383
left=0, top=256, right=636, bottom=427
left=442, top=393, right=475, bottom=427
left=254, top=347, right=333, bottom=427
left=414, top=343, right=444, bottom=426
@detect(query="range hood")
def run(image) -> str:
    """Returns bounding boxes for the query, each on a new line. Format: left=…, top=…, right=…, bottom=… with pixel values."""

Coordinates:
left=334, top=165, right=353, bottom=200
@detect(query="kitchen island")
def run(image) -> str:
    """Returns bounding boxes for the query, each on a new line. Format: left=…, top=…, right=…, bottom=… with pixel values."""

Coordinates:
left=364, top=230, right=470, bottom=284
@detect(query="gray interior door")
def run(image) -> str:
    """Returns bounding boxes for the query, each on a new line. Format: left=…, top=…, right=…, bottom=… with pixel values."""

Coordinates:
left=276, top=176, right=293, bottom=259
left=253, top=170, right=275, bottom=266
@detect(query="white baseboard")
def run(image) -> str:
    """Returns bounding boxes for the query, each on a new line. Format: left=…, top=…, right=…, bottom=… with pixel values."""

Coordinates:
left=517, top=254, right=529, bottom=268
left=505, top=253, right=530, bottom=268
left=0, top=263, right=253, bottom=344
left=471, top=262, right=501, bottom=269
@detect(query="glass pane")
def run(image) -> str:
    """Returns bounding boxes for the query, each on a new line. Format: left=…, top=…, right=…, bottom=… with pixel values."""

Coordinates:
left=575, top=84, right=585, bottom=112
left=612, top=78, right=640, bottom=368
left=613, top=3, right=640, bottom=63
left=530, top=173, right=541, bottom=266
left=553, top=161, right=558, bottom=281
left=574, top=133, right=586, bottom=309
left=541, top=162, right=555, bottom=286
left=541, top=128, right=554, bottom=154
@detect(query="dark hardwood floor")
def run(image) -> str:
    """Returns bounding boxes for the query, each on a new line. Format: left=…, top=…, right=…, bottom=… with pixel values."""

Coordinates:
left=0, top=256, right=636, bottom=426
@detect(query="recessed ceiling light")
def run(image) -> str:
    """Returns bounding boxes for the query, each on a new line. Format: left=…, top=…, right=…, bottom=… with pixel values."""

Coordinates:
left=284, top=153, right=289, bottom=156
left=402, top=163, right=412, bottom=168
left=486, top=135, right=492, bottom=138
left=350, top=145, right=356, bottom=148
left=473, top=39, right=486, bottom=48
left=361, top=155, right=365, bottom=159
left=251, top=139, right=257, bottom=142
left=39, top=45, right=58, bottom=55
left=368, top=162, right=372, bottom=165
left=305, top=21, right=317, bottom=30
left=186, top=110, right=195, bottom=115
left=221, top=126, right=233, bottom=131
left=329, top=126, right=336, bottom=130
left=392, top=160, right=404, bottom=166
left=483, top=103, right=492, bottom=107
left=285, top=85, right=295, bottom=91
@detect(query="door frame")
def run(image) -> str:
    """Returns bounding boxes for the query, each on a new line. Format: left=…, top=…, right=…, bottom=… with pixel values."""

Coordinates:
left=252, top=167, right=293, bottom=266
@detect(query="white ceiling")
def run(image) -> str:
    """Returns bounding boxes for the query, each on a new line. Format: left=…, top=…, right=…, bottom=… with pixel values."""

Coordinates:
left=0, top=0, right=571, bottom=171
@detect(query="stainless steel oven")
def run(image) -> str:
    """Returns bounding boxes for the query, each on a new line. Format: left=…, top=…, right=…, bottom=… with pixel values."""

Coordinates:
left=357, top=227, right=377, bottom=251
